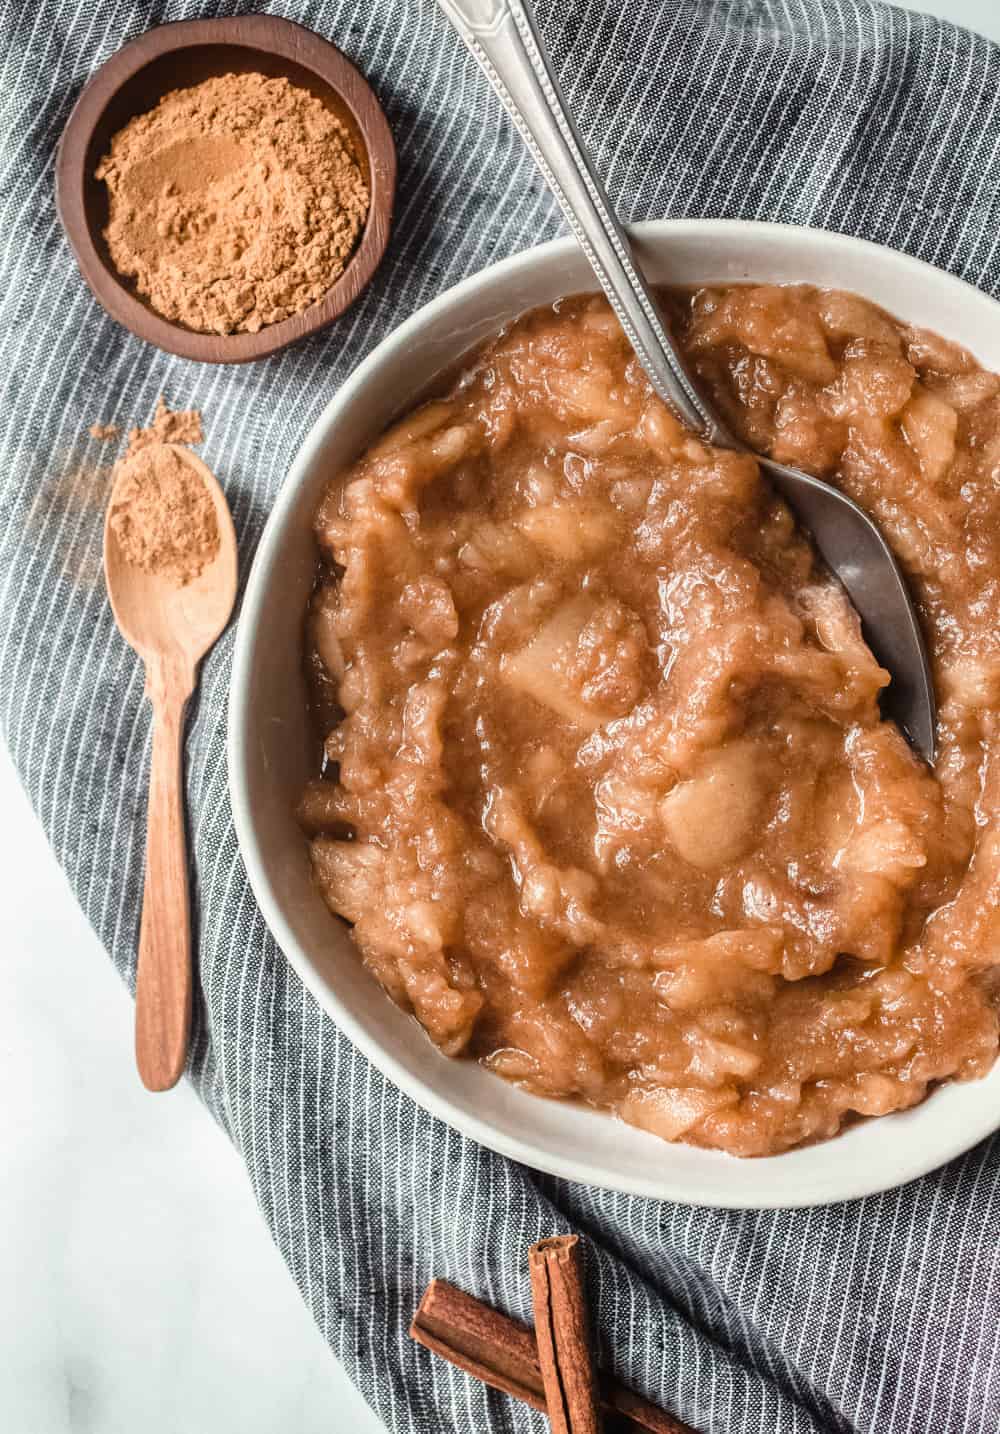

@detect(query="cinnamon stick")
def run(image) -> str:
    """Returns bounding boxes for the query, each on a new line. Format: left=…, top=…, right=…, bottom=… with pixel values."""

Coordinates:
left=529, top=1236, right=602, bottom=1434
left=410, top=1278, right=697, bottom=1434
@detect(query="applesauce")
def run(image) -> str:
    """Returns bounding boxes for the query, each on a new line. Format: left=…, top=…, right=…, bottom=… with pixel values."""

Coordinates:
left=299, top=284, right=1000, bottom=1156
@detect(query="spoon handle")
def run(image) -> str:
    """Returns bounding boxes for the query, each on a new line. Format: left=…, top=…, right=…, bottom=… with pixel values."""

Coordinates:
left=134, top=659, right=194, bottom=1092
left=436, top=0, right=726, bottom=442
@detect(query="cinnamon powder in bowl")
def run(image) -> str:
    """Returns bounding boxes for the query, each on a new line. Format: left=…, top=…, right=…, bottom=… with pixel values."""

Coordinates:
left=95, top=72, right=370, bottom=336
left=56, top=16, right=396, bottom=364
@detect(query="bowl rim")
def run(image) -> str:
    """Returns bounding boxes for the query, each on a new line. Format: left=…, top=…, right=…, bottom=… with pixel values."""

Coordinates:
left=229, top=217, right=1000, bottom=1207
left=55, top=14, right=396, bottom=365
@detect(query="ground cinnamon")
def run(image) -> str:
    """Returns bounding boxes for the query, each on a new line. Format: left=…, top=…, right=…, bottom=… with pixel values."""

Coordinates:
left=410, top=1278, right=696, bottom=1434
left=96, top=73, right=369, bottom=335
left=125, top=396, right=203, bottom=455
left=107, top=443, right=218, bottom=586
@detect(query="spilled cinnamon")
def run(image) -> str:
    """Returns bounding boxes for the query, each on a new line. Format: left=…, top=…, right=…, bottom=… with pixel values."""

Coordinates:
left=125, top=396, right=203, bottom=455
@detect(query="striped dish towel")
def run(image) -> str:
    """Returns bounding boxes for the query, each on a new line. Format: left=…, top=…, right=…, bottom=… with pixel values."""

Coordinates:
left=2, top=2, right=998, bottom=1430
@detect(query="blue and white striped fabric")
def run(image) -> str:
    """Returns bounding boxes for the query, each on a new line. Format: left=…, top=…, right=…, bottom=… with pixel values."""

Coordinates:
left=2, top=2, right=998, bottom=1430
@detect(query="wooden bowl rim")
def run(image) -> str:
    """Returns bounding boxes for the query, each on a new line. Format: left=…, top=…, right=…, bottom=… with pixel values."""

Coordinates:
left=55, top=14, right=396, bottom=365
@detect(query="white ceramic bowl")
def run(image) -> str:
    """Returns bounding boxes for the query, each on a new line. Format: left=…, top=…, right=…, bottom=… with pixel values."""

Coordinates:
left=229, top=219, right=1000, bottom=1208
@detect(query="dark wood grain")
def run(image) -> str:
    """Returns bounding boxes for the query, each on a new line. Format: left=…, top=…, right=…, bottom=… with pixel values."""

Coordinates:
left=56, top=15, right=396, bottom=365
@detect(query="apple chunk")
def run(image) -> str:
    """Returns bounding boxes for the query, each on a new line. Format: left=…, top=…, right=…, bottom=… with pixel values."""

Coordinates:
left=660, top=740, right=767, bottom=870
left=500, top=594, right=647, bottom=729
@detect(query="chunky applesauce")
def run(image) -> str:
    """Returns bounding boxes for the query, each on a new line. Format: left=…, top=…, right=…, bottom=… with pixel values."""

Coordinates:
left=299, top=285, right=1000, bottom=1156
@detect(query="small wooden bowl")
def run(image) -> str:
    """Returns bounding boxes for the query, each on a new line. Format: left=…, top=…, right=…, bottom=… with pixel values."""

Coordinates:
left=56, top=15, right=396, bottom=364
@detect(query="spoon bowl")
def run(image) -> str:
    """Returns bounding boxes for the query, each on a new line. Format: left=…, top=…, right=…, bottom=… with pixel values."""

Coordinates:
left=105, top=446, right=238, bottom=665
left=105, top=444, right=238, bottom=1091
left=760, top=455, right=936, bottom=758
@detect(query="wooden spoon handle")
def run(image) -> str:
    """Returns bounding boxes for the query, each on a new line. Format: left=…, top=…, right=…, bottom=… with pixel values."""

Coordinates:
left=135, top=661, right=195, bottom=1091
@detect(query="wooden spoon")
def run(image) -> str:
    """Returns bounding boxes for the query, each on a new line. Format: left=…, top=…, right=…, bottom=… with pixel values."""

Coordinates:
left=104, top=445, right=238, bottom=1090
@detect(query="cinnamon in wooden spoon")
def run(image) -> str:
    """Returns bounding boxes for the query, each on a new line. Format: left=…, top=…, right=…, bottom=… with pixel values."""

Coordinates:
left=104, top=440, right=237, bottom=1090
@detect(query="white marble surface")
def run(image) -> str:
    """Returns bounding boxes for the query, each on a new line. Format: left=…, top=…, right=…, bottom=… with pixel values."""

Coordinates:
left=5, top=2, right=999, bottom=1429
left=0, top=745, right=382, bottom=1432
left=908, top=0, right=996, bottom=24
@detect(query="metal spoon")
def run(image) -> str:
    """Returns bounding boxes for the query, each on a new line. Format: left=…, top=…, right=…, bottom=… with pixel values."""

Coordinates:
left=437, top=0, right=935, bottom=762
left=105, top=445, right=238, bottom=1090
